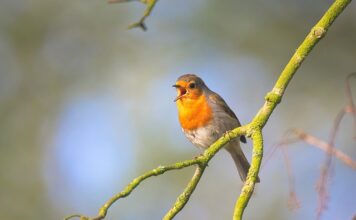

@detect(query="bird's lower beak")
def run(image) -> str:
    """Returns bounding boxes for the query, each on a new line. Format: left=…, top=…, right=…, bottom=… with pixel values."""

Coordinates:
left=173, top=87, right=187, bottom=102
left=174, top=95, right=182, bottom=102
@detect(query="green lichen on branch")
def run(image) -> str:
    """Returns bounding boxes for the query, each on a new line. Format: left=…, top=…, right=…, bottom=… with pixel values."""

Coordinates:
left=64, top=127, right=246, bottom=220
left=233, top=131, right=263, bottom=219
left=274, top=0, right=352, bottom=94
left=163, top=165, right=206, bottom=220
left=232, top=0, right=352, bottom=219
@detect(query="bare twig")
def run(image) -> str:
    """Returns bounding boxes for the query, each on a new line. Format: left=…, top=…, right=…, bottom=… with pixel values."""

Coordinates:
left=291, top=129, right=356, bottom=169
left=109, top=0, right=159, bottom=31
left=345, top=73, right=356, bottom=139
left=281, top=147, right=301, bottom=211
left=316, top=72, right=356, bottom=220
left=270, top=126, right=356, bottom=215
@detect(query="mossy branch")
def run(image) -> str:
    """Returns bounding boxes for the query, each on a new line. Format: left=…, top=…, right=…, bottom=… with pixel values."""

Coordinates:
left=64, top=0, right=352, bottom=219
left=64, top=127, right=247, bottom=220
left=232, top=0, right=352, bottom=219
left=163, top=165, right=206, bottom=220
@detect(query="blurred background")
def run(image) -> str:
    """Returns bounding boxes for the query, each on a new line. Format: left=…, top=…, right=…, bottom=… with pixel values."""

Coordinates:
left=0, top=0, right=355, bottom=219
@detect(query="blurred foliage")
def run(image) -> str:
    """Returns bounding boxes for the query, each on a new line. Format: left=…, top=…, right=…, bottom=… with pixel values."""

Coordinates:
left=0, top=0, right=355, bottom=220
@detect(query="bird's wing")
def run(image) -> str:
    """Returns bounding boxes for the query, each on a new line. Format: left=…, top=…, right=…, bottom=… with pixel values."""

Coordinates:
left=208, top=92, right=247, bottom=143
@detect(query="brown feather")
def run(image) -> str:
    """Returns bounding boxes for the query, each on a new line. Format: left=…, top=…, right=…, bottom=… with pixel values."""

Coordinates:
left=208, top=93, right=247, bottom=143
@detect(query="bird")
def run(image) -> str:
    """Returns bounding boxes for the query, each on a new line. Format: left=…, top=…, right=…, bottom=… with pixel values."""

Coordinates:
left=173, top=74, right=259, bottom=182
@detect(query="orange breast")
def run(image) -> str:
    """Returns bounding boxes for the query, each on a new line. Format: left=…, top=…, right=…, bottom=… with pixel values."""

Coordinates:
left=176, top=94, right=213, bottom=131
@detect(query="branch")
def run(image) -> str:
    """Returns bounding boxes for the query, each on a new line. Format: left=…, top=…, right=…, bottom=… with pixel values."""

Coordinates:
left=109, top=0, right=159, bottom=31
left=280, top=147, right=301, bottom=211
left=262, top=73, right=356, bottom=218
left=316, top=72, right=356, bottom=220
left=95, top=158, right=200, bottom=220
left=64, top=127, right=247, bottom=220
left=273, top=127, right=356, bottom=217
left=284, top=129, right=356, bottom=169
left=163, top=165, right=205, bottom=220
left=232, top=0, right=352, bottom=219
left=345, top=73, right=356, bottom=139
left=264, top=127, right=356, bottom=214
left=233, top=131, right=263, bottom=219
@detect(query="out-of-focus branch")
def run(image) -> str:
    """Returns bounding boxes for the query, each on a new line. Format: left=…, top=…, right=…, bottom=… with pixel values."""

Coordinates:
left=270, top=126, right=356, bottom=215
left=109, top=0, right=159, bottom=31
left=280, top=147, right=301, bottom=211
left=345, top=73, right=356, bottom=139
left=286, top=129, right=356, bottom=169
left=316, top=72, right=356, bottom=220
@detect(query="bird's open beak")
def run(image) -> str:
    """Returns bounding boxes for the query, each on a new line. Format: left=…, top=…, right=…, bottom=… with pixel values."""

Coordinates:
left=173, top=84, right=187, bottom=102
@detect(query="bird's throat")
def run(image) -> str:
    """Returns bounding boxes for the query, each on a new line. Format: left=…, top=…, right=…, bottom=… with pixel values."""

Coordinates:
left=177, top=95, right=213, bottom=130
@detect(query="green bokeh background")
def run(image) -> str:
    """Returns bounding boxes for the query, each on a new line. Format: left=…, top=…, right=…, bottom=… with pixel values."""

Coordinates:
left=0, top=0, right=355, bottom=219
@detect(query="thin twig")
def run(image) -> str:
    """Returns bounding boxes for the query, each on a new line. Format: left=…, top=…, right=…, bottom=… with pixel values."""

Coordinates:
left=271, top=127, right=356, bottom=217
left=281, top=147, right=301, bottom=211
left=316, top=72, right=356, bottom=219
left=263, top=130, right=299, bottom=168
left=262, top=133, right=300, bottom=210
left=292, top=129, right=356, bottom=169
left=345, top=73, right=356, bottom=139
left=109, top=0, right=159, bottom=31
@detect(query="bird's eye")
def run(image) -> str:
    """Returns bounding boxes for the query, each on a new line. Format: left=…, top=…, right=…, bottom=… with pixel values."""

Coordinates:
left=189, top=82, right=196, bottom=89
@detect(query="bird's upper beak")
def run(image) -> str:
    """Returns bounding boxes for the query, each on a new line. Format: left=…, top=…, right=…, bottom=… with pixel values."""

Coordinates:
left=173, top=84, right=187, bottom=102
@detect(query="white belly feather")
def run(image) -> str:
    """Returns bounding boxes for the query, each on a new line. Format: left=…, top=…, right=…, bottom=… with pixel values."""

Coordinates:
left=183, top=112, right=239, bottom=149
left=183, top=124, right=220, bottom=149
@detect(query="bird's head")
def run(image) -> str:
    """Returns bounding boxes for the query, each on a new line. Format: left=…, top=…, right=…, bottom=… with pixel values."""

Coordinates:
left=173, top=74, right=206, bottom=102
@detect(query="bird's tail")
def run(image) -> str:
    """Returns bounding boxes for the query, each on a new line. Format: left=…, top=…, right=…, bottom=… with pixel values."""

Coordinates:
left=226, top=141, right=260, bottom=183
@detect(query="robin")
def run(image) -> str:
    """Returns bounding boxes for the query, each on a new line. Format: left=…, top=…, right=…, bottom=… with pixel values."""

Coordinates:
left=173, top=74, right=259, bottom=182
